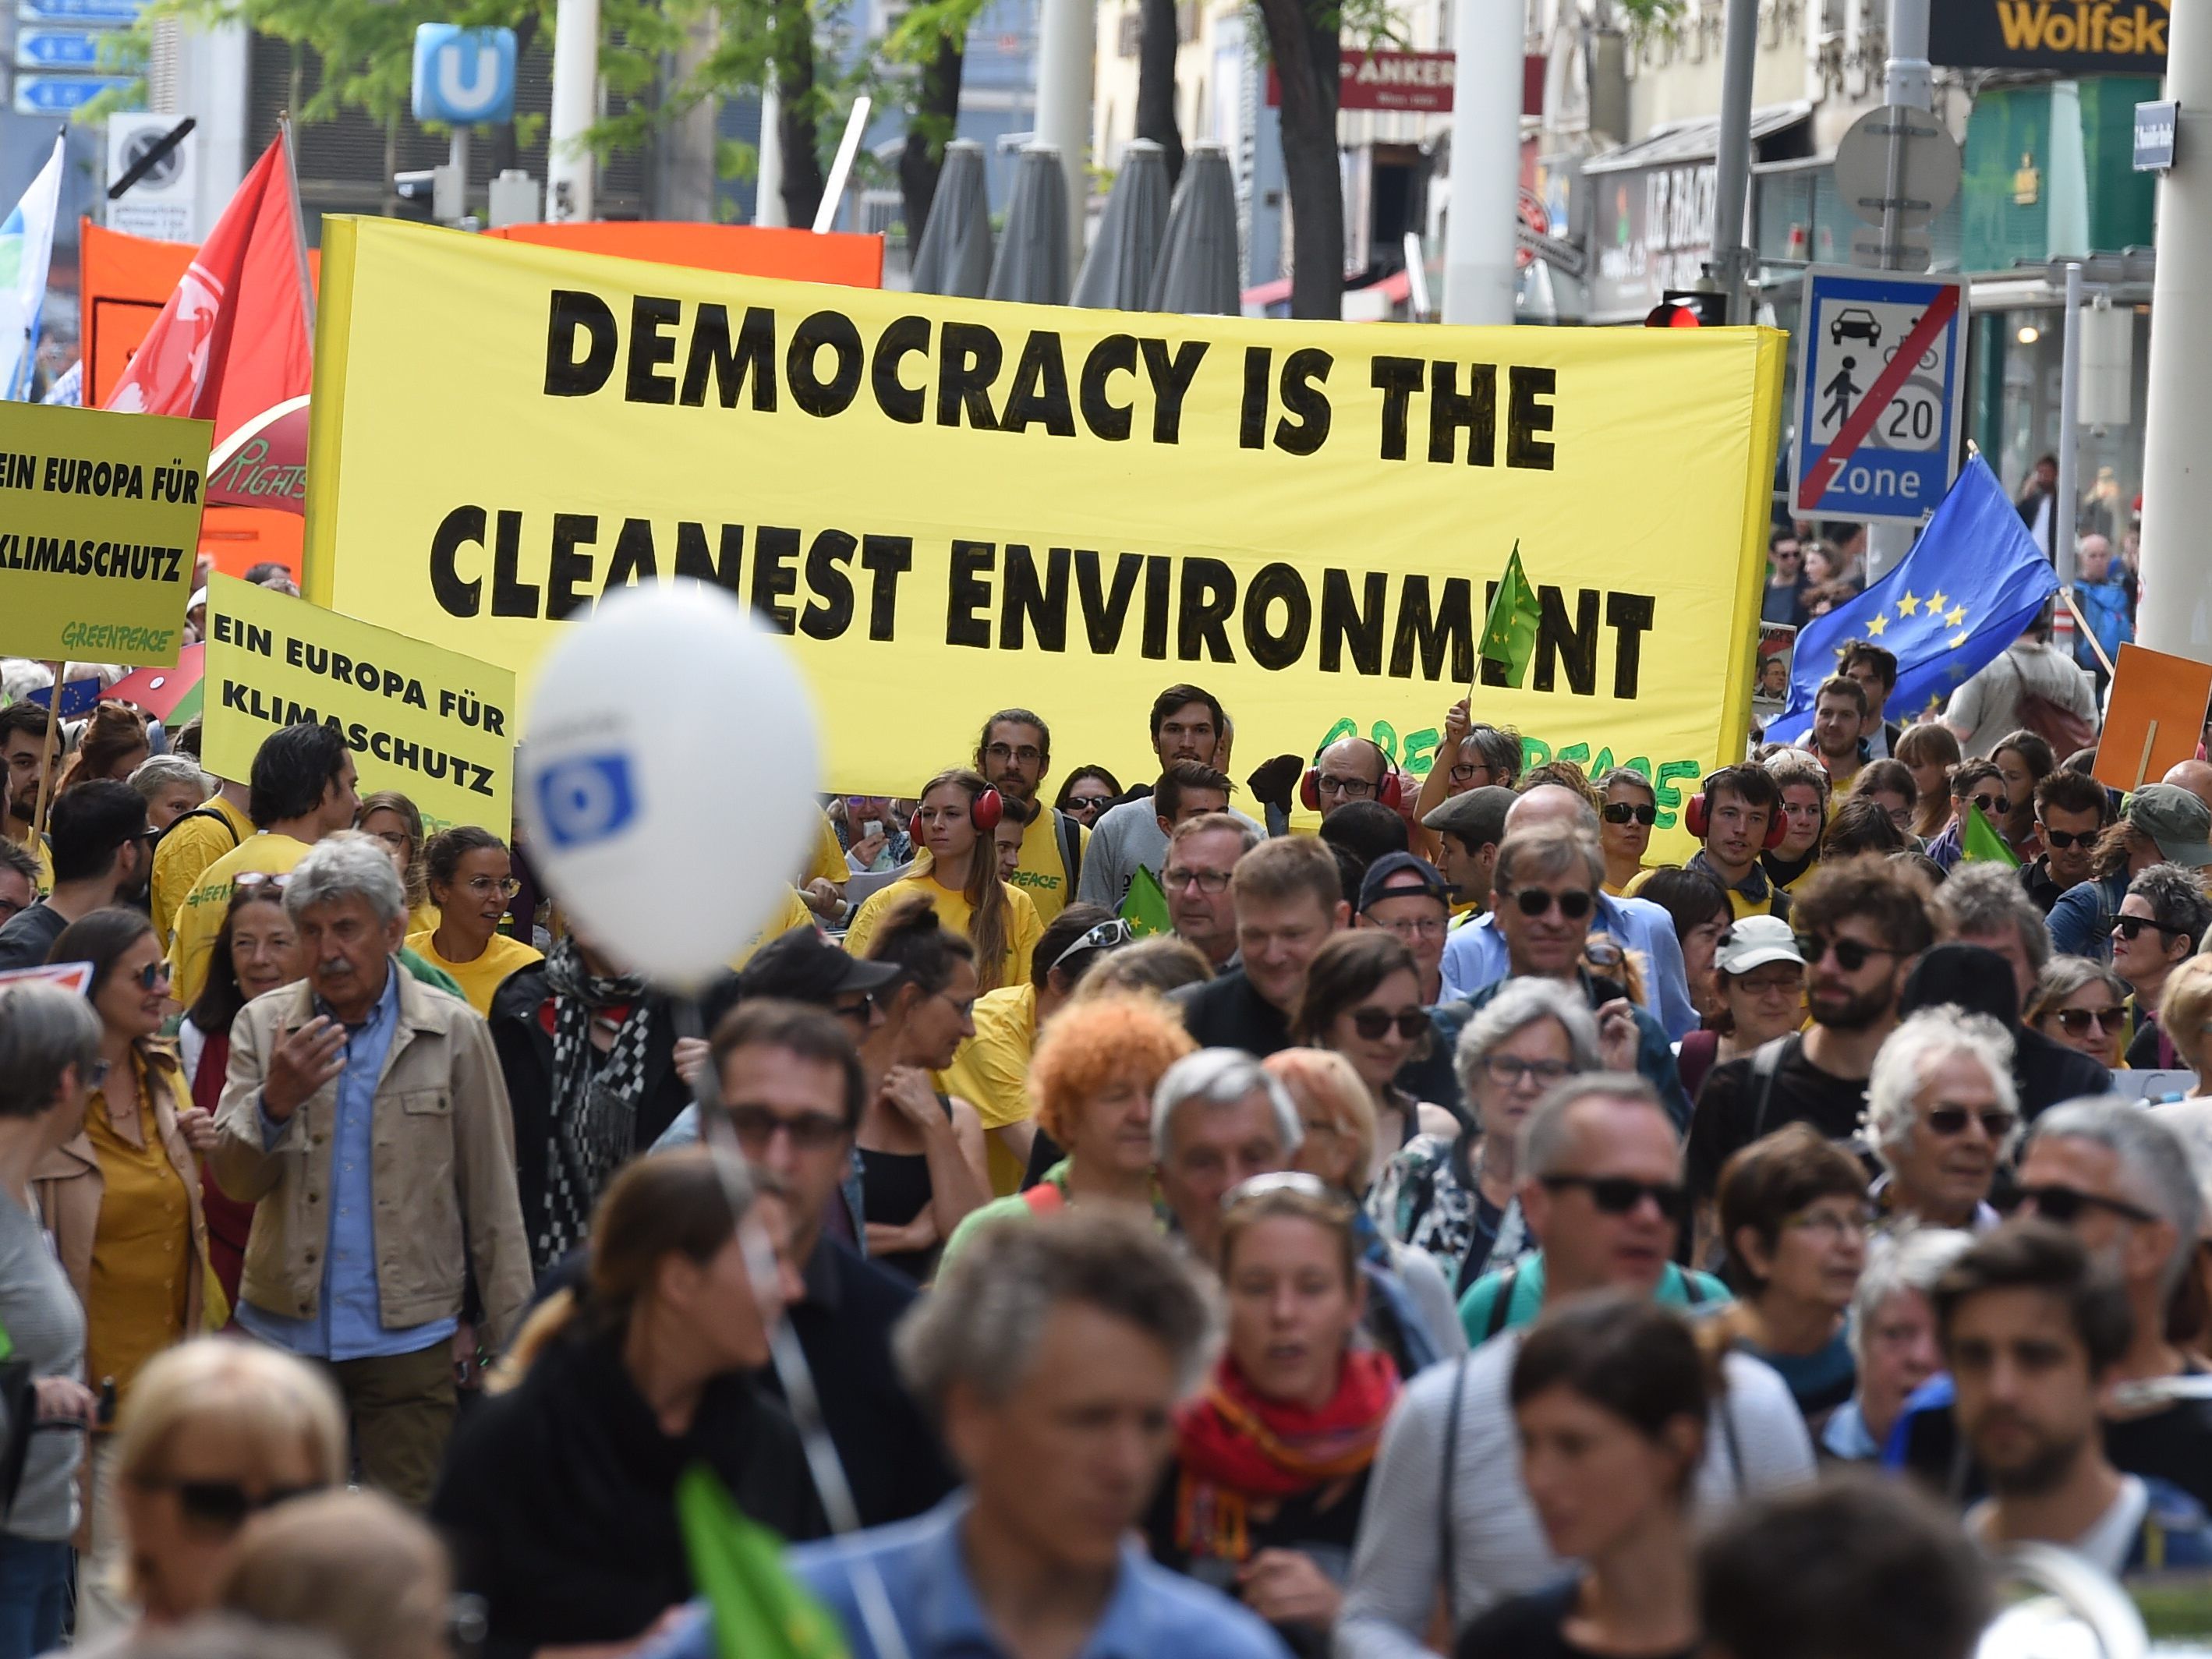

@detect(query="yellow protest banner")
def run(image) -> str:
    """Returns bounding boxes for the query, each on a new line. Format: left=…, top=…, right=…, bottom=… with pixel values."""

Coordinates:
left=304, top=219, right=1785, bottom=842
left=202, top=575, right=515, bottom=833
left=0, top=401, right=209, bottom=667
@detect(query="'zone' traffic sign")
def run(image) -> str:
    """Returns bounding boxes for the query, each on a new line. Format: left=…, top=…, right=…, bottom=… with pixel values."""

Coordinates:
left=1792, top=267, right=1966, bottom=525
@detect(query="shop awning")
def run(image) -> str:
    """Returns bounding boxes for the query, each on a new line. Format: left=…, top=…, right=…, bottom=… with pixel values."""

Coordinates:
left=1584, top=101, right=1812, bottom=175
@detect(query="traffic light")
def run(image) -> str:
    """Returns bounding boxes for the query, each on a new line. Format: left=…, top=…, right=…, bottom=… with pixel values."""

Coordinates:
left=1644, top=290, right=1729, bottom=328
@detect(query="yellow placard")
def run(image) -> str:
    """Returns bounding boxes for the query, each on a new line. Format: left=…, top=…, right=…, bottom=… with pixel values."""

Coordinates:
left=201, top=575, right=515, bottom=834
left=0, top=401, right=209, bottom=667
left=304, top=218, right=1785, bottom=845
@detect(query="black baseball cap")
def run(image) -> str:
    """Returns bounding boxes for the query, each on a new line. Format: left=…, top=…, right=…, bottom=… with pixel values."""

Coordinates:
left=738, top=925, right=904, bottom=1005
left=1358, top=851, right=1451, bottom=914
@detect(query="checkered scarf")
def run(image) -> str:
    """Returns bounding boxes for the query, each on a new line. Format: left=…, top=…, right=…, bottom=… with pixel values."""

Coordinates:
left=536, top=936, right=653, bottom=1268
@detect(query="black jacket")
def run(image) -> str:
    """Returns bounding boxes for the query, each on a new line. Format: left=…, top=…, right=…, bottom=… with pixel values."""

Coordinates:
left=774, top=1238, right=957, bottom=1529
left=431, top=1329, right=824, bottom=1659
left=488, top=966, right=741, bottom=1253
left=1169, top=967, right=1290, bottom=1056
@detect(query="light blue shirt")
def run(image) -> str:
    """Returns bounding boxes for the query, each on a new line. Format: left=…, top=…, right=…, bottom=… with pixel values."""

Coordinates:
left=1439, top=893, right=1698, bottom=1040
left=646, top=1495, right=1290, bottom=1659
left=242, top=964, right=458, bottom=1361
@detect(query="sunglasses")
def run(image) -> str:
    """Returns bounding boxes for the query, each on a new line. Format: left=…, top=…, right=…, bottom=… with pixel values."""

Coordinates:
left=727, top=1104, right=848, bottom=1151
left=2114, top=914, right=2190, bottom=943
left=1067, top=794, right=1116, bottom=812
left=1601, top=802, right=1658, bottom=826
left=1794, top=932, right=1899, bottom=972
left=2051, top=1005, right=2129, bottom=1038
left=1482, top=1055, right=1573, bottom=1088
left=1503, top=888, right=1595, bottom=921
left=232, top=871, right=291, bottom=892
left=1967, top=794, right=2012, bottom=819
left=831, top=991, right=877, bottom=1022
left=1541, top=1173, right=1688, bottom=1220
left=2040, top=826, right=2096, bottom=851
left=1350, top=1008, right=1430, bottom=1041
left=2018, top=1183, right=2157, bottom=1226
left=128, top=960, right=170, bottom=992
left=136, top=1477, right=317, bottom=1532
left=1047, top=917, right=1134, bottom=975
left=1923, top=1103, right=2018, bottom=1141
left=1222, top=1170, right=1346, bottom=1211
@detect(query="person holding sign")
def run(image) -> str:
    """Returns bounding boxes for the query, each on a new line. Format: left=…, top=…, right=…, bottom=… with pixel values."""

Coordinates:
left=0, top=703, right=60, bottom=897
left=404, top=828, right=542, bottom=1018
left=841, top=769, right=1041, bottom=995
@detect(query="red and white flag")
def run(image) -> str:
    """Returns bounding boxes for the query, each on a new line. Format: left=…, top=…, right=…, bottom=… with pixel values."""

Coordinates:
left=104, top=130, right=314, bottom=513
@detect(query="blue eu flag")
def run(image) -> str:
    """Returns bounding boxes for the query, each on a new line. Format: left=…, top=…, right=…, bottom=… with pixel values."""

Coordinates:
left=1764, top=458, right=2059, bottom=744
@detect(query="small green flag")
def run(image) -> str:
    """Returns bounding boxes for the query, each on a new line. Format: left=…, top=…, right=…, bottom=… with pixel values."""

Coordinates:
left=1120, top=862, right=1173, bottom=938
left=1961, top=801, right=2019, bottom=868
left=675, top=1465, right=850, bottom=1659
left=1480, top=543, right=1541, bottom=690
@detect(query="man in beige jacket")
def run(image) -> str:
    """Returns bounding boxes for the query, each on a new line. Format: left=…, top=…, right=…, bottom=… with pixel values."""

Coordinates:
left=212, top=831, right=530, bottom=1505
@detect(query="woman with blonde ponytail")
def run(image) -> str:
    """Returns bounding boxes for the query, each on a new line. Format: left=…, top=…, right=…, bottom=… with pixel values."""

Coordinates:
left=841, top=768, right=1042, bottom=992
left=431, top=1150, right=822, bottom=1659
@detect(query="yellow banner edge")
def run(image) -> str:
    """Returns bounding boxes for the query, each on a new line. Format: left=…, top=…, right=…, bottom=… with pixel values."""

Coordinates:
left=1715, top=327, right=1788, bottom=774
left=301, top=215, right=359, bottom=612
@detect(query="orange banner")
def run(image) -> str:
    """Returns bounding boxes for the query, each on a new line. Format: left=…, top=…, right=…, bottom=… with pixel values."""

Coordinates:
left=483, top=221, right=883, bottom=288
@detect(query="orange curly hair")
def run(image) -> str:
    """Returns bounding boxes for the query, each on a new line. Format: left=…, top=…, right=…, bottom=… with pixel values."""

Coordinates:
left=1030, top=993, right=1197, bottom=1148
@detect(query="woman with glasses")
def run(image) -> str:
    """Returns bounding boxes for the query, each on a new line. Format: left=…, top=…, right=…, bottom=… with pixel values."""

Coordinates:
left=356, top=791, right=438, bottom=937
left=1373, top=981, right=1599, bottom=1293
left=2025, top=956, right=2132, bottom=1070
left=842, top=768, right=1041, bottom=994
left=1293, top=932, right=1456, bottom=1158
left=433, top=1149, right=822, bottom=1659
left=1596, top=769, right=1657, bottom=895
left=1410, top=702, right=1521, bottom=864
left=852, top=895, right=990, bottom=1282
left=940, top=993, right=1196, bottom=1264
left=1448, top=1296, right=1711, bottom=1659
left=1924, top=760, right=2008, bottom=872
left=405, top=826, right=543, bottom=1017
left=39, top=908, right=219, bottom=1639
left=104, top=1339, right=346, bottom=1643
left=177, top=881, right=304, bottom=1314
left=1713, top=1125, right=1868, bottom=1433
left=1145, top=1176, right=1400, bottom=1659
left=1632, top=869, right=1731, bottom=1028
left=1676, top=918, right=1807, bottom=1102
left=1864, top=1008, right=2019, bottom=1232
left=1053, top=766, right=1123, bottom=829
left=2111, top=864, right=2212, bottom=1068
left=1848, top=759, right=1920, bottom=844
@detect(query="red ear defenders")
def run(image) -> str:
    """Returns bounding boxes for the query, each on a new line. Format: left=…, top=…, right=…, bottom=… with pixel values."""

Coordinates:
left=911, top=788, right=1005, bottom=844
left=1301, top=738, right=1405, bottom=812
left=1683, top=772, right=1789, bottom=850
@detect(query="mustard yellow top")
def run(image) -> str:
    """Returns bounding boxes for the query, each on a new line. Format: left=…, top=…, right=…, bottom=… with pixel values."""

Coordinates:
left=83, top=1056, right=191, bottom=1407
left=403, top=929, right=544, bottom=1017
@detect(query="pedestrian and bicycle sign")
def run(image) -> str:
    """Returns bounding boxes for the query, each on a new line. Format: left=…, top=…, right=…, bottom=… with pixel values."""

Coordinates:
left=1792, top=267, right=1966, bottom=525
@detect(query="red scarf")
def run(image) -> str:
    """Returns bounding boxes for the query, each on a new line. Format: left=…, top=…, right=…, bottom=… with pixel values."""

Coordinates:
left=1172, top=1350, right=1399, bottom=1561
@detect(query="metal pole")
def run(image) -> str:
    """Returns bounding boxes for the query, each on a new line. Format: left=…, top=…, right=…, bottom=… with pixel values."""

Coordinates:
left=1033, top=0, right=1092, bottom=272
left=1704, top=0, right=1760, bottom=323
left=1442, top=0, right=1524, bottom=325
left=2138, top=0, right=2212, bottom=658
left=2056, top=260, right=2083, bottom=591
left=547, top=0, right=600, bottom=221
left=1862, top=0, right=1936, bottom=579
left=448, top=126, right=469, bottom=224
left=756, top=69, right=787, bottom=228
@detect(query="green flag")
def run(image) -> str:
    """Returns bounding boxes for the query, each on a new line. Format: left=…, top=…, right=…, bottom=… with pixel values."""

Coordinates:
left=1480, top=543, right=1541, bottom=690
left=1961, top=802, right=2019, bottom=868
left=675, top=1465, right=850, bottom=1659
left=1120, top=862, right=1173, bottom=938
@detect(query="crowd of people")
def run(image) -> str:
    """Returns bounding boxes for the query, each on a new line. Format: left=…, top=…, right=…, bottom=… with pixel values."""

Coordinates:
left=0, top=577, right=2207, bottom=1659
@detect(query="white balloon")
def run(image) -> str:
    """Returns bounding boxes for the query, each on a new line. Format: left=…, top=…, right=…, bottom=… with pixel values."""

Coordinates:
left=518, top=582, right=820, bottom=988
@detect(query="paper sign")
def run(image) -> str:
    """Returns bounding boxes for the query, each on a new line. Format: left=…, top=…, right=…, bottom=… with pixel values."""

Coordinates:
left=0, top=961, right=93, bottom=995
left=0, top=401, right=210, bottom=667
left=201, top=575, right=516, bottom=833
left=2093, top=642, right=2212, bottom=791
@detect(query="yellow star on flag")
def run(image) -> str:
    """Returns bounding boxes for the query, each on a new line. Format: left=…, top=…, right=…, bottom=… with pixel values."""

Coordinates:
left=1945, top=606, right=1966, bottom=628
left=1950, top=631, right=1969, bottom=648
left=1866, top=614, right=1888, bottom=637
left=1897, top=592, right=1921, bottom=617
left=1930, top=590, right=1949, bottom=613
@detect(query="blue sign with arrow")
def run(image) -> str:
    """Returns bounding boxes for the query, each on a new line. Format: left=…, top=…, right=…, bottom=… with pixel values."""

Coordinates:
left=16, top=0, right=145, bottom=23
left=12, top=74, right=133, bottom=114
left=16, top=29, right=105, bottom=69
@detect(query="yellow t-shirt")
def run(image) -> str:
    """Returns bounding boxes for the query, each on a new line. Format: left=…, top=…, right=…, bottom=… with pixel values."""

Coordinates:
left=842, top=873, right=1041, bottom=989
left=409, top=900, right=441, bottom=938
left=1008, top=810, right=1088, bottom=928
left=731, top=886, right=817, bottom=971
left=937, top=982, right=1039, bottom=1195
left=83, top=1059, right=192, bottom=1407
left=149, top=794, right=253, bottom=947
left=808, top=810, right=848, bottom=887
left=168, top=833, right=310, bottom=1009
left=403, top=929, right=543, bottom=1016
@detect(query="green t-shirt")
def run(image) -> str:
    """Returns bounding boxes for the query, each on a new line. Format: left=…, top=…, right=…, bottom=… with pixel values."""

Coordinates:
left=1457, top=1253, right=1731, bottom=1344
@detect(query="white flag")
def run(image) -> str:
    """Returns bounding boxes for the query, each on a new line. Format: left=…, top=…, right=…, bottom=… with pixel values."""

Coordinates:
left=0, top=136, right=66, bottom=401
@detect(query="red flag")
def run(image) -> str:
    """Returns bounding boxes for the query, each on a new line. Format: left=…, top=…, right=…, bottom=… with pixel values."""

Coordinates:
left=104, top=133, right=313, bottom=514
